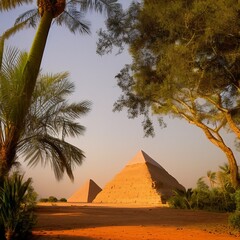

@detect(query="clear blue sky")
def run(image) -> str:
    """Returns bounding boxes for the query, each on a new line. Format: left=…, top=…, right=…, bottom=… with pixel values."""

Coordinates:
left=1, top=0, right=239, bottom=199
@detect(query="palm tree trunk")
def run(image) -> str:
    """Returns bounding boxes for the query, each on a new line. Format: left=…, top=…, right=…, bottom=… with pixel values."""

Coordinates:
left=5, top=229, right=13, bottom=240
left=0, top=12, right=53, bottom=183
left=0, top=147, right=11, bottom=186
left=19, top=10, right=53, bottom=125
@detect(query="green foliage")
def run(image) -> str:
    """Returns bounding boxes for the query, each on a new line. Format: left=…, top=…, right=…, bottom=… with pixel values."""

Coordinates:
left=0, top=173, right=37, bottom=239
left=48, top=196, right=58, bottom=203
left=229, top=211, right=240, bottom=230
left=59, top=198, right=67, bottom=202
left=20, top=70, right=92, bottom=181
left=168, top=189, right=193, bottom=209
left=228, top=189, right=240, bottom=230
left=39, top=198, right=48, bottom=202
left=0, top=0, right=33, bottom=11
left=39, top=196, right=67, bottom=202
left=0, top=47, right=91, bottom=181
left=169, top=165, right=237, bottom=212
left=235, top=190, right=240, bottom=211
left=98, top=0, right=240, bottom=188
left=0, top=0, right=120, bottom=187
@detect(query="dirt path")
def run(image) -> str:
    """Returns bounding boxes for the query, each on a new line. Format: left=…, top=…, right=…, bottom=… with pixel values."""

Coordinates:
left=32, top=204, right=239, bottom=240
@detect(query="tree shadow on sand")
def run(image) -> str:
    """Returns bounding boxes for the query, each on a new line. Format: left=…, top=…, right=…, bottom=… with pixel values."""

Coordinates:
left=32, top=233, right=95, bottom=240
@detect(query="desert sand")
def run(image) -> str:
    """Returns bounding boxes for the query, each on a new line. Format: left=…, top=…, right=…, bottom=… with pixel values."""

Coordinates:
left=32, top=203, right=239, bottom=240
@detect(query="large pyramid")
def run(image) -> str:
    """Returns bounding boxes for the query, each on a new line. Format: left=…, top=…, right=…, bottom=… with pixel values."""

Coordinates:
left=93, top=150, right=185, bottom=205
left=68, top=179, right=102, bottom=203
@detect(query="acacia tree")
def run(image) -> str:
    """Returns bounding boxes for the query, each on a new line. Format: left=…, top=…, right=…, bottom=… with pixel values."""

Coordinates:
left=0, top=0, right=120, bottom=181
left=97, top=1, right=240, bottom=187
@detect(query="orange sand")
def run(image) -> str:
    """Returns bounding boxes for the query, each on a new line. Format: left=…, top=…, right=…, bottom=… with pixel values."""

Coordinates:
left=32, top=203, right=239, bottom=240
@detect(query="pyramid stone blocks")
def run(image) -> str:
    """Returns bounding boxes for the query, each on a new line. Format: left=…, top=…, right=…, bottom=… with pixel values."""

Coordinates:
left=68, top=179, right=102, bottom=203
left=93, top=150, right=185, bottom=205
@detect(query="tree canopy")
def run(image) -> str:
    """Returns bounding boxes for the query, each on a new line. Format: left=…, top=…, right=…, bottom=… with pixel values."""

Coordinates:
left=97, top=0, right=240, bottom=187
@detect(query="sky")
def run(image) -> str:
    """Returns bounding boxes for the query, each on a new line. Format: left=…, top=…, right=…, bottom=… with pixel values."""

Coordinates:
left=0, top=0, right=239, bottom=199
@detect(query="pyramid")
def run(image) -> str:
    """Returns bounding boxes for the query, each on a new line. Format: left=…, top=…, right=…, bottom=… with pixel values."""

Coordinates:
left=93, top=150, right=185, bottom=205
left=68, top=179, right=102, bottom=203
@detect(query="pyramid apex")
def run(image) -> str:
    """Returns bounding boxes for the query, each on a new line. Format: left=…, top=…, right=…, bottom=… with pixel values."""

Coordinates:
left=127, top=150, right=163, bottom=169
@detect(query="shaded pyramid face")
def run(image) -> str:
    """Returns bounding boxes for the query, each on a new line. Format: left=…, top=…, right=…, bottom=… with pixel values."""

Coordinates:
left=68, top=179, right=102, bottom=203
left=93, top=150, right=185, bottom=205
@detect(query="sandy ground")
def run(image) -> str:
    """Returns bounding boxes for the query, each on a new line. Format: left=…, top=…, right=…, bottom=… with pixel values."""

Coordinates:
left=32, top=203, right=240, bottom=240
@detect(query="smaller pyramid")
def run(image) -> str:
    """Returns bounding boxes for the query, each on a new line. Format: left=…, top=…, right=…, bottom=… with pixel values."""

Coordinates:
left=68, top=179, right=102, bottom=203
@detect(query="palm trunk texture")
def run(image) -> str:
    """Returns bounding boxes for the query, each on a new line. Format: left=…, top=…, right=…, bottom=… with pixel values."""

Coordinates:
left=0, top=0, right=67, bottom=181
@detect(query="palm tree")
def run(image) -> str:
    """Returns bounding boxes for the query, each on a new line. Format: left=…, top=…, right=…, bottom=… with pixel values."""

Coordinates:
left=20, top=70, right=91, bottom=181
left=0, top=0, right=119, bottom=181
left=217, top=163, right=233, bottom=192
left=206, top=170, right=217, bottom=189
left=169, top=188, right=193, bottom=209
left=0, top=47, right=91, bottom=182
left=0, top=173, right=33, bottom=240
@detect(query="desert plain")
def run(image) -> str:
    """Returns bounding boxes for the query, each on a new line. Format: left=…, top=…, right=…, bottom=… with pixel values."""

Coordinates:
left=32, top=203, right=239, bottom=240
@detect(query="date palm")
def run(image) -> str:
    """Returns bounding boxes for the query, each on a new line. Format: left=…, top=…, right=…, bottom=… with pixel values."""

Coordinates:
left=217, top=163, right=234, bottom=192
left=206, top=170, right=217, bottom=189
left=0, top=173, right=34, bottom=240
left=0, top=47, right=91, bottom=182
left=0, top=0, right=119, bottom=180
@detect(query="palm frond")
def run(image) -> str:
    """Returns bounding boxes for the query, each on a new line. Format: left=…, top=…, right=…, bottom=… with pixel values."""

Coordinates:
left=60, top=101, right=91, bottom=118
left=72, top=0, right=121, bottom=16
left=23, top=71, right=91, bottom=140
left=33, top=72, right=74, bottom=100
left=1, top=47, right=90, bottom=181
left=23, top=135, right=85, bottom=181
left=15, top=9, right=39, bottom=28
left=2, top=19, right=33, bottom=41
left=55, top=7, right=90, bottom=34
left=219, top=163, right=230, bottom=174
left=0, top=173, right=32, bottom=235
left=61, top=121, right=86, bottom=139
left=0, top=0, right=33, bottom=11
left=0, top=47, right=28, bottom=124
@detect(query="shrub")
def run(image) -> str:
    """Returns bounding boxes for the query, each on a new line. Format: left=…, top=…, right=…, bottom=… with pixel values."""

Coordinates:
left=235, top=190, right=240, bottom=211
left=59, top=198, right=67, bottom=202
left=48, top=196, right=58, bottom=202
left=168, top=189, right=193, bottom=209
left=0, top=173, right=37, bottom=240
left=39, top=198, right=49, bottom=202
left=229, top=211, right=240, bottom=230
left=169, top=166, right=237, bottom=212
